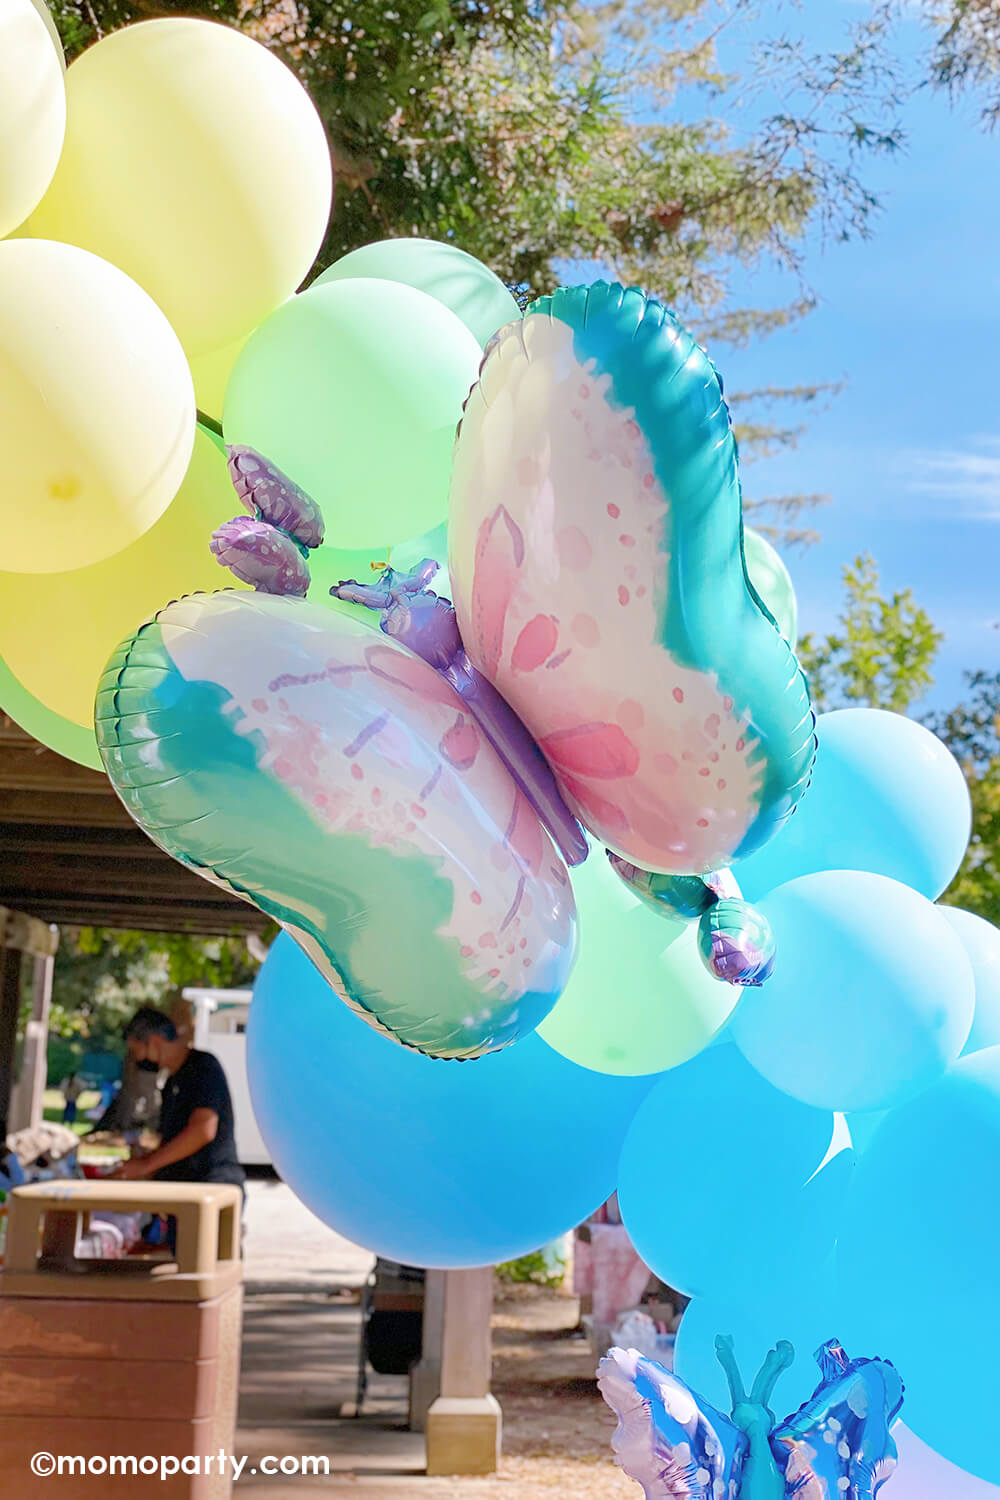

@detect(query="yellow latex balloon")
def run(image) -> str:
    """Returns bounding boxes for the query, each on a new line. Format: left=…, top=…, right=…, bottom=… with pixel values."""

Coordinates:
left=0, top=0, right=66, bottom=237
left=0, top=239, right=196, bottom=573
left=27, top=0, right=64, bottom=70
left=189, top=332, right=250, bottom=419
left=28, top=19, right=333, bottom=354
left=0, top=429, right=245, bottom=758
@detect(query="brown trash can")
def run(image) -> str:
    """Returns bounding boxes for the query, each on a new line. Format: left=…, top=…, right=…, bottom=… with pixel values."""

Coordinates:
left=0, top=1180, right=243, bottom=1499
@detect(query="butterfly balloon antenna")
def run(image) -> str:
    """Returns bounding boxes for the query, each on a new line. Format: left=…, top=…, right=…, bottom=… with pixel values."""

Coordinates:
left=715, top=1334, right=793, bottom=1413
left=714, top=1334, right=749, bottom=1407
left=716, top=1335, right=790, bottom=1500
left=749, top=1340, right=794, bottom=1409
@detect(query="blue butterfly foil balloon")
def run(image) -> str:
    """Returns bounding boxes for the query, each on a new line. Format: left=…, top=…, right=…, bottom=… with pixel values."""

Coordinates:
left=598, top=1336, right=903, bottom=1500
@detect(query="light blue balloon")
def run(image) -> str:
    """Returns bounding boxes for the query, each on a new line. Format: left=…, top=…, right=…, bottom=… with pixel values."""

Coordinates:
left=844, top=1110, right=889, bottom=1155
left=617, top=1044, right=849, bottom=1299
left=837, top=1047, right=1000, bottom=1486
left=674, top=1259, right=841, bottom=1415
left=731, top=871, right=975, bottom=1111
left=247, top=934, right=655, bottom=1268
left=734, top=709, right=971, bottom=903
left=940, top=907, right=1000, bottom=1054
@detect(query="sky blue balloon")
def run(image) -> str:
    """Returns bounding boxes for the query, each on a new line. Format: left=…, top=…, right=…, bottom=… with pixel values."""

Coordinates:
left=734, top=709, right=971, bottom=903
left=731, top=871, right=975, bottom=1111
left=940, top=907, right=1000, bottom=1054
left=844, top=1110, right=889, bottom=1155
left=675, top=1258, right=841, bottom=1415
left=617, top=1044, right=849, bottom=1299
left=837, top=1047, right=1000, bottom=1486
left=247, top=933, right=655, bottom=1268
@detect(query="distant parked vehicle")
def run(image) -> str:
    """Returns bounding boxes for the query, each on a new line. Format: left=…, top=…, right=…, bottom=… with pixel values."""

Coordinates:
left=182, top=988, right=270, bottom=1166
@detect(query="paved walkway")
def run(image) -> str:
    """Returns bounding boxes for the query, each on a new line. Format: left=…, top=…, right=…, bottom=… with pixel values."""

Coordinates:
left=237, top=1293, right=432, bottom=1494
left=234, top=1289, right=628, bottom=1500
left=236, top=1181, right=549, bottom=1496
left=237, top=1180, right=433, bottom=1494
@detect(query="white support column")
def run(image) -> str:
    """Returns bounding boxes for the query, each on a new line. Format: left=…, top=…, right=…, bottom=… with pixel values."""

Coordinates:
left=409, top=1268, right=445, bottom=1432
left=425, top=1267, right=501, bottom=1476
left=9, top=953, right=53, bottom=1134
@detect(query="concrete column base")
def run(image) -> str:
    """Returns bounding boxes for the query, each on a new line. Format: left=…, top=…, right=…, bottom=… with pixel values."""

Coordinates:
left=425, top=1394, right=502, bottom=1476
left=409, top=1358, right=441, bottom=1433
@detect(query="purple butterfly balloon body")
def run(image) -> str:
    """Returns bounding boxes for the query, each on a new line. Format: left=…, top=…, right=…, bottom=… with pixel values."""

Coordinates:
left=330, top=561, right=589, bottom=868
left=599, top=1337, right=903, bottom=1500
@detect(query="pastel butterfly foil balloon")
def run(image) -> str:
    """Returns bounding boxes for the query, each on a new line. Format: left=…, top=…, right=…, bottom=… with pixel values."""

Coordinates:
left=95, top=276, right=817, bottom=1058
left=448, top=281, right=817, bottom=877
left=96, top=588, right=576, bottom=1059
left=598, top=1336, right=903, bottom=1500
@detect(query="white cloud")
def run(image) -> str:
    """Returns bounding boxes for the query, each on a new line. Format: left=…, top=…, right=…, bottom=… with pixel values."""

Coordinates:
left=898, top=437, right=1000, bottom=519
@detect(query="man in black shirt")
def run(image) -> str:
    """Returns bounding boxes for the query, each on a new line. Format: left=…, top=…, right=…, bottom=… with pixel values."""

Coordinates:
left=112, top=1007, right=246, bottom=1199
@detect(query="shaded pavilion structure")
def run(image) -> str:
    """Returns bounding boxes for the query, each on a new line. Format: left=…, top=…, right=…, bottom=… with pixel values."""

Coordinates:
left=0, top=713, right=269, bottom=1138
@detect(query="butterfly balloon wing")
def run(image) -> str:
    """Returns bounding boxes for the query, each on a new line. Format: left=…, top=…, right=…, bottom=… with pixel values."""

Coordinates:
left=449, top=282, right=815, bottom=878
left=770, top=1341, right=904, bottom=1500
left=599, top=1346, right=746, bottom=1499
left=96, top=590, right=576, bottom=1059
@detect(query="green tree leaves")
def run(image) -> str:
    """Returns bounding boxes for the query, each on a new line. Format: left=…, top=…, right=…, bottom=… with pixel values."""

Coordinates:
left=798, top=554, right=943, bottom=714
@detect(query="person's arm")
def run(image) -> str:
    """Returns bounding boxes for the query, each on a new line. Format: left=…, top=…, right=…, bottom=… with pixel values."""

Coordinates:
left=113, top=1108, right=219, bottom=1180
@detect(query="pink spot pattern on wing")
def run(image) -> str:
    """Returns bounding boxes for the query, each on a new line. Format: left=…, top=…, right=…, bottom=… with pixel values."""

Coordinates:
left=540, top=722, right=640, bottom=780
left=440, top=714, right=480, bottom=771
left=556, top=525, right=593, bottom=572
left=572, top=614, right=600, bottom=648
left=511, top=614, right=560, bottom=673
left=449, top=316, right=764, bottom=871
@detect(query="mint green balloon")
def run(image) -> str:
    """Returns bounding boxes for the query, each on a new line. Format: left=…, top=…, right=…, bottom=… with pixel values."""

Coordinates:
left=537, top=849, right=738, bottom=1076
left=224, top=278, right=482, bottom=550
left=744, top=527, right=798, bottom=647
left=316, top=238, right=521, bottom=349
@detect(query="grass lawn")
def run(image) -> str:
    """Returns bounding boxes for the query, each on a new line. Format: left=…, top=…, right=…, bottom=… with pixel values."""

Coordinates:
left=42, top=1086, right=100, bottom=1134
left=40, top=1089, right=126, bottom=1159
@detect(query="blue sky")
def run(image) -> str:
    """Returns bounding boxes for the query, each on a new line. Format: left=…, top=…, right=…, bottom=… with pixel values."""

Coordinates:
left=557, top=4, right=1000, bottom=710
left=713, top=3, right=1000, bottom=709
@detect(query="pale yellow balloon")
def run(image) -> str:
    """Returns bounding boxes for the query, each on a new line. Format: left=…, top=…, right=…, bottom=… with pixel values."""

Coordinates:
left=27, top=0, right=64, bottom=70
left=0, top=239, right=196, bottom=573
left=0, top=0, right=66, bottom=237
left=28, top=18, right=333, bottom=353
left=189, top=332, right=251, bottom=418
left=0, top=429, right=245, bottom=734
